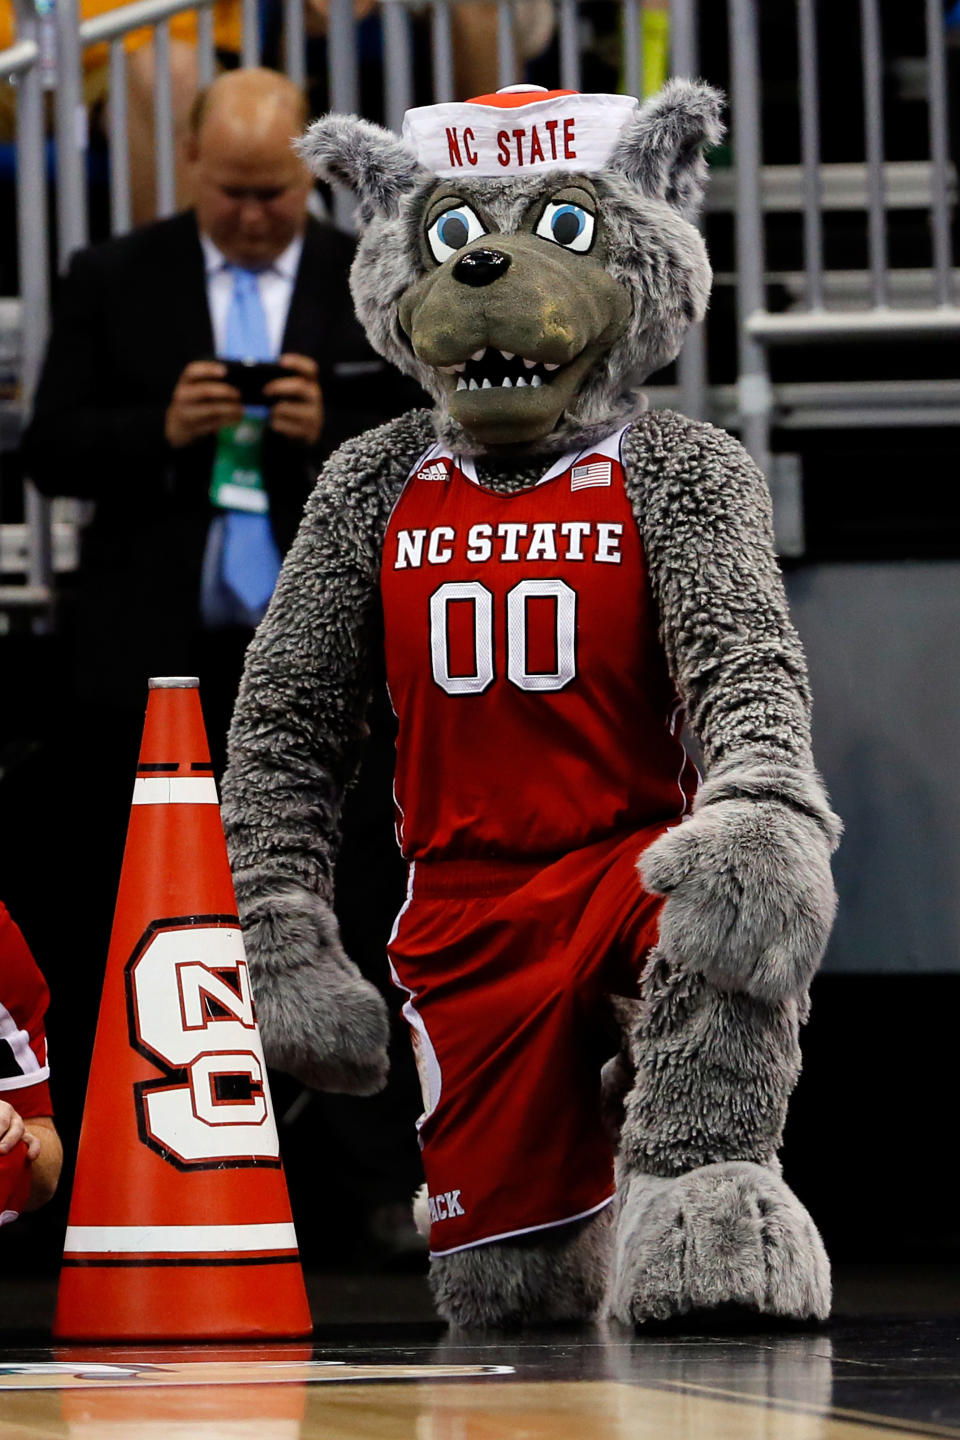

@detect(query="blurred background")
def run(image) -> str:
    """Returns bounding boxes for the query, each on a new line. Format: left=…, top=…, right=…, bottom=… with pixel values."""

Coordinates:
left=1, top=0, right=958, bottom=1289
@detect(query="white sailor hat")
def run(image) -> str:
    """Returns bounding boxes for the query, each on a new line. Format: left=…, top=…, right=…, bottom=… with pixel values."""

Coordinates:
left=402, top=84, right=638, bottom=179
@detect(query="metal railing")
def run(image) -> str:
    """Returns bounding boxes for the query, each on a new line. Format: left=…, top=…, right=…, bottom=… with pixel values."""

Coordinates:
left=2, top=0, right=959, bottom=617
left=727, top=0, right=960, bottom=476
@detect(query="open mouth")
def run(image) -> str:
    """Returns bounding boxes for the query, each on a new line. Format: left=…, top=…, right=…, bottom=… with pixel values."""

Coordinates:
left=440, top=348, right=564, bottom=392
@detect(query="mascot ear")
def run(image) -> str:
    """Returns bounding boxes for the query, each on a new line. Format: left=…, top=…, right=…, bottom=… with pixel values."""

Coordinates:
left=296, top=115, right=427, bottom=221
left=607, top=79, right=725, bottom=220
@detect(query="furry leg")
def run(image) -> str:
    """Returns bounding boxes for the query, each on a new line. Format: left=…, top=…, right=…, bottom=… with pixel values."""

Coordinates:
left=608, top=953, right=829, bottom=1325
left=430, top=1206, right=615, bottom=1328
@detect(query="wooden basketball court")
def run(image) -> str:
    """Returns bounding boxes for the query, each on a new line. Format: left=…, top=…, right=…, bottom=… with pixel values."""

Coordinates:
left=1, top=1271, right=958, bottom=1439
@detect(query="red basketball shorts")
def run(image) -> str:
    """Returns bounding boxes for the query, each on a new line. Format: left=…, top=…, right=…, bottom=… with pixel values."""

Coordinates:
left=387, top=823, right=671, bottom=1256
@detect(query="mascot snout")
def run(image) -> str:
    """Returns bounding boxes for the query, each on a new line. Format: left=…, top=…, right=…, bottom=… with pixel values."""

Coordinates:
left=398, top=231, right=632, bottom=445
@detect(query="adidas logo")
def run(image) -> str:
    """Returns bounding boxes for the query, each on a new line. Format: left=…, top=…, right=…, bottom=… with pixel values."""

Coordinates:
left=416, top=460, right=451, bottom=483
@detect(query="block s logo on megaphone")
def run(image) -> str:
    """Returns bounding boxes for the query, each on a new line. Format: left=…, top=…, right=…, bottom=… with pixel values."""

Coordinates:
left=124, top=915, right=280, bottom=1171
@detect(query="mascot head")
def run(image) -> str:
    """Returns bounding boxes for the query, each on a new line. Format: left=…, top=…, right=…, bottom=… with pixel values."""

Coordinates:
left=298, top=81, right=723, bottom=454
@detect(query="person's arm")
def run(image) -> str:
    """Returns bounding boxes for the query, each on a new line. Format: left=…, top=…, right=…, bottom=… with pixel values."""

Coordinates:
left=624, top=413, right=841, bottom=1003
left=0, top=1101, right=62, bottom=1213
left=22, top=1116, right=63, bottom=1211
left=222, top=410, right=433, bottom=1092
left=0, top=904, right=60, bottom=1214
left=627, top=415, right=818, bottom=775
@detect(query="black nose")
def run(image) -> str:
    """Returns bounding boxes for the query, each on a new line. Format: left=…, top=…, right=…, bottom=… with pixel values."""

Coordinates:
left=453, top=249, right=512, bottom=287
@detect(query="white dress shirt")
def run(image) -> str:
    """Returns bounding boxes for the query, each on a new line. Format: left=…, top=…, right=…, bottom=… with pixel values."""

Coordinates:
left=200, top=231, right=305, bottom=358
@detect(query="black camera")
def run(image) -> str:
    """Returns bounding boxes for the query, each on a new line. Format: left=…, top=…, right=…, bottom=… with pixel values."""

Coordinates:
left=219, top=359, right=293, bottom=406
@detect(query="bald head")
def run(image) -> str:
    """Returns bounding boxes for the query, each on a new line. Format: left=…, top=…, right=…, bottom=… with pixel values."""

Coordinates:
left=189, top=67, right=309, bottom=144
left=187, top=68, right=313, bottom=268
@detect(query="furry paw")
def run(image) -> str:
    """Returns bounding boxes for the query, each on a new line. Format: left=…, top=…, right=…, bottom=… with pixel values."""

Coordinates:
left=237, top=882, right=390, bottom=1095
left=607, top=1162, right=830, bottom=1325
left=639, top=798, right=837, bottom=1002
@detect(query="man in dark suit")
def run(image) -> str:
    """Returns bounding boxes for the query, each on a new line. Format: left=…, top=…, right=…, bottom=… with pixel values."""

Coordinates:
left=23, top=66, right=418, bottom=759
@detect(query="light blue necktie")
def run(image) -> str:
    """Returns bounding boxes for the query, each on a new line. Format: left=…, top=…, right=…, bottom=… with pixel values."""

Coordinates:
left=201, top=265, right=282, bottom=627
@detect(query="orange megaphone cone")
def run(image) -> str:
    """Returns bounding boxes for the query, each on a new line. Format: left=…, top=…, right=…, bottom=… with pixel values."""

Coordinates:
left=54, top=677, right=312, bottom=1341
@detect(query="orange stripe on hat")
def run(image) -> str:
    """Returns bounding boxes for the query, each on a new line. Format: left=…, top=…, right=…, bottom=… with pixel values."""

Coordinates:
left=402, top=85, right=637, bottom=179
left=465, top=86, right=579, bottom=107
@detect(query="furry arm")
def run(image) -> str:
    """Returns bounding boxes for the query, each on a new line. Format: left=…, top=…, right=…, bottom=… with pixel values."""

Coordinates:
left=221, top=410, right=435, bottom=1092
left=623, top=411, right=841, bottom=1002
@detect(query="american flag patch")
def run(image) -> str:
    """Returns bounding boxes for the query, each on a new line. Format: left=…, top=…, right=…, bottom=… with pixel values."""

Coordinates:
left=415, top=458, right=452, bottom=483
left=570, top=460, right=612, bottom=490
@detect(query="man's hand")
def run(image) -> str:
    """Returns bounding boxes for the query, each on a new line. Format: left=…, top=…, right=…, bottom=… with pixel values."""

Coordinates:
left=265, top=353, right=324, bottom=446
left=22, top=1116, right=62, bottom=1210
left=0, top=1099, right=25, bottom=1155
left=165, top=360, right=244, bottom=448
left=2, top=1101, right=64, bottom=1210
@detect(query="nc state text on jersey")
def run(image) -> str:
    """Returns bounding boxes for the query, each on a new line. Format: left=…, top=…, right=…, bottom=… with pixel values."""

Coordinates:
left=393, top=521, right=624, bottom=569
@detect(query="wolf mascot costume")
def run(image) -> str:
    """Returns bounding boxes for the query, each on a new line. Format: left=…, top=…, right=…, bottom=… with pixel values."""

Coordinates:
left=221, top=82, right=841, bottom=1327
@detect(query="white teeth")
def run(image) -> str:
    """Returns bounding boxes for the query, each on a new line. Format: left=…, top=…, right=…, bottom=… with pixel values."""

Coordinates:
left=515, top=376, right=527, bottom=387
left=481, top=377, right=493, bottom=389
left=501, top=377, right=513, bottom=388
left=531, top=374, right=543, bottom=388
left=468, top=378, right=480, bottom=391
left=453, top=362, right=466, bottom=373
left=439, top=365, right=456, bottom=374
left=544, top=362, right=560, bottom=371
left=500, top=350, right=515, bottom=362
left=471, top=348, right=486, bottom=361
left=522, top=357, right=537, bottom=369
left=456, top=377, right=467, bottom=391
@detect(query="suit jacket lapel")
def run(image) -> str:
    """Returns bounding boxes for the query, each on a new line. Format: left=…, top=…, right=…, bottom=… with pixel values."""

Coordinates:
left=280, top=218, right=329, bottom=362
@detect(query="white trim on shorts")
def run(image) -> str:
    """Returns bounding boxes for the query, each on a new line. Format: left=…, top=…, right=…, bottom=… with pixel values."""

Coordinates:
left=428, top=1192, right=615, bottom=1257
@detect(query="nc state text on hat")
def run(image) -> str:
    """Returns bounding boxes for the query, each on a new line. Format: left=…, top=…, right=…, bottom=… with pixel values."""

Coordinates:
left=446, top=117, right=578, bottom=171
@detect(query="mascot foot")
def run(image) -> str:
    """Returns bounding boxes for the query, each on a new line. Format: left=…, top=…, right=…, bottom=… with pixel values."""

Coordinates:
left=607, top=1161, right=830, bottom=1325
left=430, top=1207, right=614, bottom=1328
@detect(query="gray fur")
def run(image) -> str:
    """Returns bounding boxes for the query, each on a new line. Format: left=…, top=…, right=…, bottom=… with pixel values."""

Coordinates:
left=697, top=755, right=843, bottom=846
left=607, top=942, right=829, bottom=1323
left=608, top=78, right=725, bottom=220
left=297, top=88, right=718, bottom=458
left=223, top=411, right=434, bottom=1084
left=223, top=409, right=434, bottom=894
left=222, top=405, right=837, bottom=1319
left=351, top=168, right=712, bottom=459
left=606, top=1163, right=831, bottom=1324
left=430, top=1207, right=614, bottom=1327
left=618, top=952, right=803, bottom=1178
left=223, top=84, right=839, bottom=1329
left=639, top=799, right=837, bottom=1003
left=296, top=114, right=428, bottom=222
left=618, top=413, right=840, bottom=1002
left=238, top=883, right=390, bottom=1094
left=621, top=414, right=818, bottom=772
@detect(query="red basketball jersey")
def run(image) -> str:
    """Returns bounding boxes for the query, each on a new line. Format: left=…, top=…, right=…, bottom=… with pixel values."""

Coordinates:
left=380, top=425, right=698, bottom=861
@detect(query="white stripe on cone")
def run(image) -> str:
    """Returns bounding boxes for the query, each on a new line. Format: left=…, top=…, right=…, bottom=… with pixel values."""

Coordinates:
left=64, top=1222, right=298, bottom=1254
left=131, top=778, right=219, bottom=805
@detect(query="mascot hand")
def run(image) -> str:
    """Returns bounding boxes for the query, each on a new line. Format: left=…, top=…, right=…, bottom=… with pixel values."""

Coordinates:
left=238, top=882, right=390, bottom=1095
left=639, top=798, right=838, bottom=1003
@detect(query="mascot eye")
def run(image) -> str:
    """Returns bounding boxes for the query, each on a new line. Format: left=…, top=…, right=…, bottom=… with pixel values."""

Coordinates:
left=535, top=202, right=595, bottom=253
left=426, top=205, right=488, bottom=263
